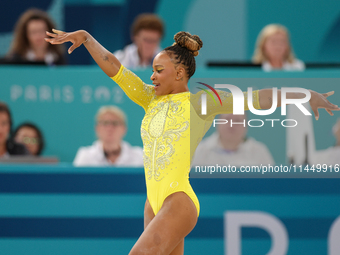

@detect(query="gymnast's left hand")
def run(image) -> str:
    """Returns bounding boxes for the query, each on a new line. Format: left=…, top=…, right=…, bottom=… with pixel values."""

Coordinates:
left=309, top=90, right=340, bottom=120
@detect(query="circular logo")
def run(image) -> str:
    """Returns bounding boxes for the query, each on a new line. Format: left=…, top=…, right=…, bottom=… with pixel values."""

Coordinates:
left=170, top=182, right=179, bottom=188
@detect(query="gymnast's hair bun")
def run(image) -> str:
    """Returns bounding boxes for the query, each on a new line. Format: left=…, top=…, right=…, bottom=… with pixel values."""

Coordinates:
left=173, top=31, right=203, bottom=56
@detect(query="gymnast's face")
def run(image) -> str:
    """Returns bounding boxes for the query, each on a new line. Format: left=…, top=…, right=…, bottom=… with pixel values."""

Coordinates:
left=150, top=52, right=179, bottom=96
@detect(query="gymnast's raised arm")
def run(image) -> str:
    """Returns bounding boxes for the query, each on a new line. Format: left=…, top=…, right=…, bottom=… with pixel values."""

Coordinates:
left=45, top=29, right=155, bottom=111
left=45, top=29, right=120, bottom=77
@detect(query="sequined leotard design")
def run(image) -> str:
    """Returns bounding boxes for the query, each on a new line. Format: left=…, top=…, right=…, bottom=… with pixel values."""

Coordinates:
left=111, top=65, right=261, bottom=217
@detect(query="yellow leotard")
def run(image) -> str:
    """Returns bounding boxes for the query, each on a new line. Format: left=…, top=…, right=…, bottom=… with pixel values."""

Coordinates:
left=111, top=65, right=261, bottom=217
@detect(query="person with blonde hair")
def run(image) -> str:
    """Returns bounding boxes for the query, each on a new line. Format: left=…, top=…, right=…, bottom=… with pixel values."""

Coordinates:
left=6, top=8, right=65, bottom=66
left=73, top=105, right=143, bottom=166
left=252, top=24, right=305, bottom=71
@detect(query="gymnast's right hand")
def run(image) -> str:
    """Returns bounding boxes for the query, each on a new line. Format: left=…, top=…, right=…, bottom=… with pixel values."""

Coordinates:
left=45, top=29, right=88, bottom=54
left=46, top=29, right=121, bottom=77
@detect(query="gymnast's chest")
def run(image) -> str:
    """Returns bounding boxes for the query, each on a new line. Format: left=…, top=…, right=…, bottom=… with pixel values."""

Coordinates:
left=141, top=95, right=190, bottom=139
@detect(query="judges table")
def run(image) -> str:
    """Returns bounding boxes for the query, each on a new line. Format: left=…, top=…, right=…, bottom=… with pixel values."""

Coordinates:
left=0, top=164, right=339, bottom=255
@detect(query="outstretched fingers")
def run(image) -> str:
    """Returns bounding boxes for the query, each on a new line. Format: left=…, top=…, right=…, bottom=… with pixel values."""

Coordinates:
left=312, top=104, right=340, bottom=120
left=325, top=98, right=340, bottom=111
left=68, top=42, right=82, bottom=54
left=309, top=91, right=340, bottom=120
left=322, top=91, right=335, bottom=98
left=312, top=108, right=320, bottom=121
left=326, top=109, right=335, bottom=116
left=45, top=32, right=68, bottom=44
left=52, top=28, right=66, bottom=35
left=45, top=29, right=86, bottom=54
left=324, top=101, right=340, bottom=118
left=321, top=91, right=340, bottom=110
left=46, top=31, right=58, bottom=38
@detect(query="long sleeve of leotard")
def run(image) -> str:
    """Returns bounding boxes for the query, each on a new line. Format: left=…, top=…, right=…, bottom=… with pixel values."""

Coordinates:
left=111, top=65, right=155, bottom=111
left=191, top=89, right=261, bottom=119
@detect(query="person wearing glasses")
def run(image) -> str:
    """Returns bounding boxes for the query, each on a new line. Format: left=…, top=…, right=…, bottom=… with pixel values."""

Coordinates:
left=113, top=13, right=164, bottom=68
left=73, top=105, right=143, bottom=167
left=192, top=114, right=274, bottom=167
left=13, top=122, right=45, bottom=156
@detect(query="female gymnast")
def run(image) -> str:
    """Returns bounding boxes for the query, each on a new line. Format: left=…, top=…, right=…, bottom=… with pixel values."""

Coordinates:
left=46, top=29, right=339, bottom=255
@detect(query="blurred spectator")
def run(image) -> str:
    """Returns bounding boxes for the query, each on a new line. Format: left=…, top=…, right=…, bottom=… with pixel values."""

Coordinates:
left=13, top=122, right=44, bottom=156
left=252, top=24, right=305, bottom=71
left=0, top=102, right=29, bottom=158
left=6, top=8, right=66, bottom=66
left=113, top=13, right=164, bottom=68
left=73, top=106, right=143, bottom=167
left=311, top=119, right=340, bottom=165
left=192, top=114, right=274, bottom=166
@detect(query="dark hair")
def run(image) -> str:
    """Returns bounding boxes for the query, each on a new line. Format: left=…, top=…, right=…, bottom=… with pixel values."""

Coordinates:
left=164, top=31, right=203, bottom=79
left=0, top=102, right=13, bottom=131
left=131, top=13, right=164, bottom=37
left=8, top=8, right=64, bottom=60
left=13, top=122, right=45, bottom=155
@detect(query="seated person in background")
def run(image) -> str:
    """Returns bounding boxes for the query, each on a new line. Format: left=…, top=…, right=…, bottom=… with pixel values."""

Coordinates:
left=311, top=119, right=340, bottom=165
left=192, top=114, right=275, bottom=166
left=73, top=106, right=143, bottom=167
left=6, top=8, right=66, bottom=66
left=252, top=24, right=305, bottom=71
left=113, top=13, right=164, bottom=68
left=13, top=122, right=44, bottom=156
left=0, top=102, right=29, bottom=158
